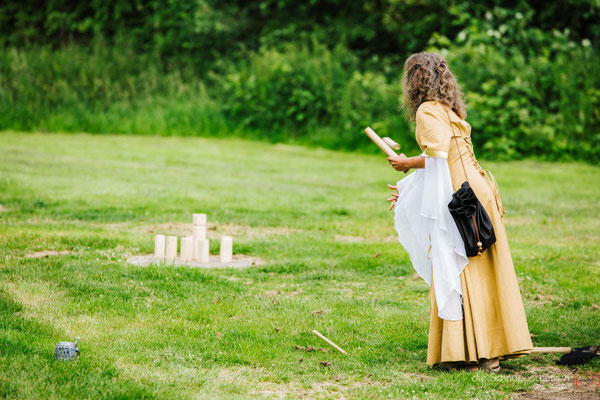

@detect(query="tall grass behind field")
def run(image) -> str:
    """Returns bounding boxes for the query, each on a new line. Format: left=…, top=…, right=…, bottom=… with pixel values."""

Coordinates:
left=0, top=42, right=415, bottom=156
left=0, top=43, right=229, bottom=138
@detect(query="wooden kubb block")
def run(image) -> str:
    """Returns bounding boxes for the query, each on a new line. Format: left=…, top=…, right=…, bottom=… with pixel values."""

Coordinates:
left=154, top=235, right=166, bottom=259
left=198, top=239, right=210, bottom=263
left=180, top=236, right=192, bottom=262
left=192, top=225, right=207, bottom=259
left=193, top=213, right=207, bottom=226
left=165, top=236, right=178, bottom=262
left=220, top=236, right=233, bottom=263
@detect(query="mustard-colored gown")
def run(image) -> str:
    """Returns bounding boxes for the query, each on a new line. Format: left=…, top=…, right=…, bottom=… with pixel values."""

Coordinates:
left=414, top=100, right=533, bottom=365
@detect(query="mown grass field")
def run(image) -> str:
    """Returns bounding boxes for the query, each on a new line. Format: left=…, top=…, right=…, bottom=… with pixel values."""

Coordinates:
left=0, top=131, right=599, bottom=399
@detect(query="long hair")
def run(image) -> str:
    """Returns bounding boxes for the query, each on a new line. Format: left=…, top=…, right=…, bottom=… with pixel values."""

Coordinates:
left=401, top=52, right=467, bottom=122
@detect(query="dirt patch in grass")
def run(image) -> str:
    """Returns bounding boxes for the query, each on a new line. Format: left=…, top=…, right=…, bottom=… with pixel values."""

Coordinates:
left=334, top=234, right=397, bottom=243
left=511, top=365, right=599, bottom=400
left=335, top=235, right=365, bottom=243
left=127, top=253, right=264, bottom=269
left=108, top=221, right=405, bottom=244
left=107, top=222, right=303, bottom=240
left=208, top=223, right=302, bottom=239
left=249, top=375, right=396, bottom=399
left=250, top=378, right=358, bottom=400
left=515, top=392, right=599, bottom=400
left=259, top=287, right=304, bottom=298
left=25, top=249, right=72, bottom=258
left=0, top=204, right=10, bottom=212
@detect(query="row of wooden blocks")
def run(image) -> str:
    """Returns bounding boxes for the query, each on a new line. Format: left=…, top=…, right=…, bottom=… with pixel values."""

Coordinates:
left=153, top=235, right=232, bottom=263
left=152, top=213, right=233, bottom=263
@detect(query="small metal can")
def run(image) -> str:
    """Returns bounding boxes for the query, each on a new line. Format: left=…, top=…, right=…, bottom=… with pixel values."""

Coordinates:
left=55, top=337, right=80, bottom=361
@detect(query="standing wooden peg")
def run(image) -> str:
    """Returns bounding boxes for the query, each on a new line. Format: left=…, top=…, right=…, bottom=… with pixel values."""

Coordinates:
left=220, top=236, right=233, bottom=263
left=192, top=225, right=207, bottom=259
left=165, top=236, right=177, bottom=262
left=198, top=239, right=210, bottom=263
left=180, top=237, right=192, bottom=262
left=193, top=213, right=207, bottom=226
left=154, top=235, right=165, bottom=259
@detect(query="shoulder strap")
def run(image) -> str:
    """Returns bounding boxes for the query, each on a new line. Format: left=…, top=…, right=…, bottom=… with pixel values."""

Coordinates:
left=443, top=105, right=468, bottom=183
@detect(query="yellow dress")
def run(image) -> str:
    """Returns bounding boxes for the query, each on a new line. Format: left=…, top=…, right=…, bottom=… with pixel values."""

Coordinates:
left=415, top=100, right=533, bottom=365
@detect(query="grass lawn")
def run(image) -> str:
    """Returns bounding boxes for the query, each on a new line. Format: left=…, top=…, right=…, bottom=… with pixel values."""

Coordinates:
left=0, top=131, right=599, bottom=399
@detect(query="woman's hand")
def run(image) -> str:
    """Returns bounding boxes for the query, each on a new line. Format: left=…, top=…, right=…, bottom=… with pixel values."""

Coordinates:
left=387, top=154, right=410, bottom=173
left=386, top=184, right=399, bottom=211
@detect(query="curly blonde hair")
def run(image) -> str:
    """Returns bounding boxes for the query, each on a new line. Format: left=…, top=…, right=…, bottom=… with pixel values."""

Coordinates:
left=401, top=52, right=467, bottom=122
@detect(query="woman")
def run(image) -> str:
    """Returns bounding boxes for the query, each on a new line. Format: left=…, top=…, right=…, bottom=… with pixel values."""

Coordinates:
left=387, top=52, right=533, bottom=372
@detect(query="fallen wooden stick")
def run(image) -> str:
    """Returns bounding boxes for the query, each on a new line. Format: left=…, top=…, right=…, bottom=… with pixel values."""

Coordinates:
left=530, top=347, right=573, bottom=354
left=312, top=330, right=348, bottom=355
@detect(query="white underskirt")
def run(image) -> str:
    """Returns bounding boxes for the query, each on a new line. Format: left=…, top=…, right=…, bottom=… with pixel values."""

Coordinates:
left=393, top=152, right=469, bottom=320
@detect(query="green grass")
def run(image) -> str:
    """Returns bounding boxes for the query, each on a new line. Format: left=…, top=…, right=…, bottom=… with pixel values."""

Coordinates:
left=0, top=131, right=599, bottom=399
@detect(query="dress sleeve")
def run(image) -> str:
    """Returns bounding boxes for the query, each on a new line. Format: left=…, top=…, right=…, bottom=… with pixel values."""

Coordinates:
left=393, top=158, right=470, bottom=321
left=415, top=105, right=452, bottom=159
left=392, top=103, right=469, bottom=321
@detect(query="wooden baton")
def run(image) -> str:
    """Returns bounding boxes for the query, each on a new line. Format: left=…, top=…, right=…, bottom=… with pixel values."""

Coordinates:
left=382, top=137, right=401, bottom=150
left=364, top=127, right=398, bottom=158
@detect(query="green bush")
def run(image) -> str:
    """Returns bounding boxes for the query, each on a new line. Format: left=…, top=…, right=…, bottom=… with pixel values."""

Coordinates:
left=218, top=41, right=415, bottom=151
left=219, top=42, right=353, bottom=134
left=430, top=7, right=600, bottom=162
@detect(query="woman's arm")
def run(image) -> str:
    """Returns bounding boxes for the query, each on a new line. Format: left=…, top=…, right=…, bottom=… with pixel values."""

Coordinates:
left=387, top=154, right=425, bottom=172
